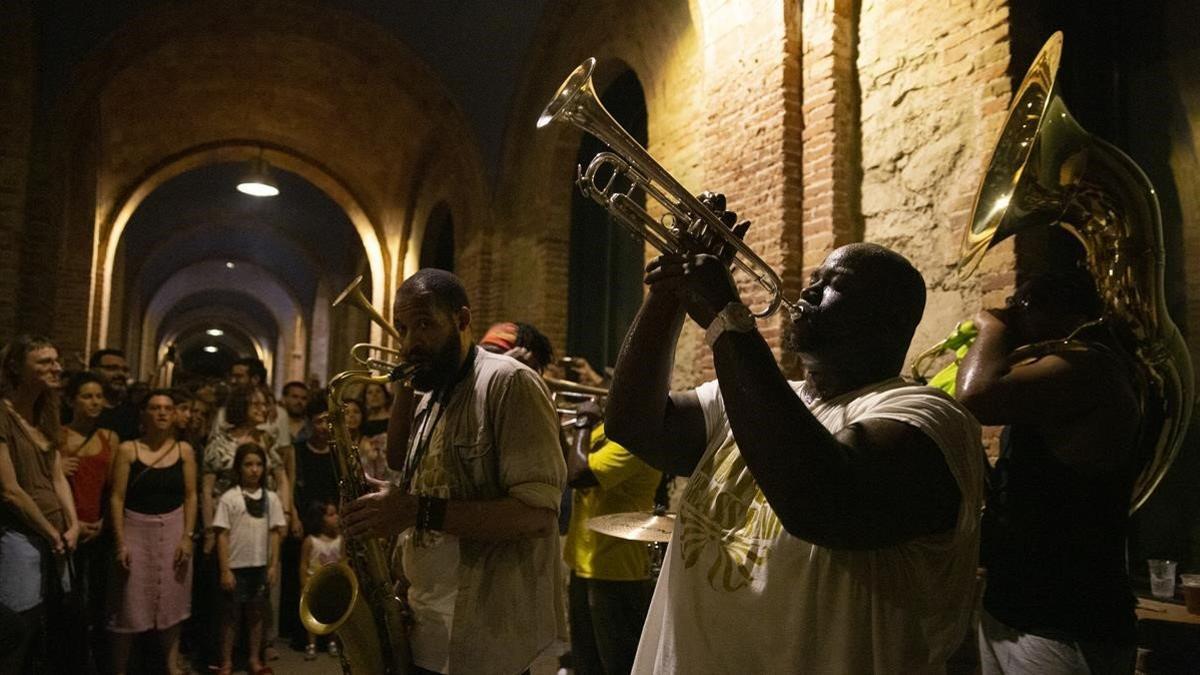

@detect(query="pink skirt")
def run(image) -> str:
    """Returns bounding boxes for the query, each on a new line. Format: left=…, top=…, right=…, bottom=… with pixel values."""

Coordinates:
left=106, top=506, right=192, bottom=632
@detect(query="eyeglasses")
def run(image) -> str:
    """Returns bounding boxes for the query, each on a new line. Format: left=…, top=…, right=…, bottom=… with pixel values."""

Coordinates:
left=1004, top=295, right=1033, bottom=310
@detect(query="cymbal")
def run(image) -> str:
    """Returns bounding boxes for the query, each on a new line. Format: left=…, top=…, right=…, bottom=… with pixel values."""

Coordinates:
left=587, top=511, right=676, bottom=543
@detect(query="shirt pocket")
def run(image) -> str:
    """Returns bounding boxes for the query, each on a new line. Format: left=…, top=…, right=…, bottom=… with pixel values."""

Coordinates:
left=451, top=431, right=498, bottom=499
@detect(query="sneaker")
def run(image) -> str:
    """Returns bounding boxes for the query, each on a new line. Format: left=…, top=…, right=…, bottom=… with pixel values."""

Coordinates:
left=304, top=644, right=317, bottom=661
left=328, top=641, right=340, bottom=658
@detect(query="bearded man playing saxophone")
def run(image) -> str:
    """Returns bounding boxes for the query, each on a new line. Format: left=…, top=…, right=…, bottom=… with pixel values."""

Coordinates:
left=342, top=269, right=566, bottom=675
left=605, top=195, right=985, bottom=674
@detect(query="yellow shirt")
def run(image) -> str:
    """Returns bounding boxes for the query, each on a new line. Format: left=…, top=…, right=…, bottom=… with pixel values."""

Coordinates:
left=564, top=424, right=662, bottom=581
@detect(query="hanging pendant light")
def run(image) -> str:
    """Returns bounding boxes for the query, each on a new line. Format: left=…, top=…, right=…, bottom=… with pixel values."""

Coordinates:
left=237, top=149, right=279, bottom=197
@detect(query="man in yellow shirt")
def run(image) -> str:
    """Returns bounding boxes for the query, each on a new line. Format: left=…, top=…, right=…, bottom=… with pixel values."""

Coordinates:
left=564, top=402, right=662, bottom=675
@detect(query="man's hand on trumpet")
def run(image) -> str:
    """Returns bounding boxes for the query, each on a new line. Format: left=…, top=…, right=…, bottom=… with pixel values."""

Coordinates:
left=647, top=191, right=750, bottom=328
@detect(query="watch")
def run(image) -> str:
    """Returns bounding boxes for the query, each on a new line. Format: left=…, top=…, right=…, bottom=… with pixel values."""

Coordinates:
left=704, top=301, right=756, bottom=348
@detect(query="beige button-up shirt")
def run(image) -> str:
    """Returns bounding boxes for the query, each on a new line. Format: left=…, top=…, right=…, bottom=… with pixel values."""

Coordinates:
left=402, top=347, right=566, bottom=675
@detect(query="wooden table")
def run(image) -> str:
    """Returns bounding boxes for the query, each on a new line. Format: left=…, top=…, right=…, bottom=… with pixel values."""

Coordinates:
left=1136, top=596, right=1200, bottom=625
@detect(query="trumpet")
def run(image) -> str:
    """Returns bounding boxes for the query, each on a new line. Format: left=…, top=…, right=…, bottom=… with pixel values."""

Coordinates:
left=538, top=58, right=798, bottom=318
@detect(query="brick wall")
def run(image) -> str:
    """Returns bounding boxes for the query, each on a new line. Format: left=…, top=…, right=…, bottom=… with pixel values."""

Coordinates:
left=490, top=0, right=1020, bottom=389
left=41, top=1, right=486, bottom=364
left=0, top=0, right=33, bottom=340
left=858, top=0, right=1014, bottom=363
left=494, top=0, right=806, bottom=388
left=492, top=0, right=704, bottom=378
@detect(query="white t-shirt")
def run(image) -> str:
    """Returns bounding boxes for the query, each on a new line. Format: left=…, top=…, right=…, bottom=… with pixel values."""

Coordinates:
left=212, top=487, right=287, bottom=569
left=633, top=377, right=984, bottom=675
left=401, top=399, right=461, bottom=675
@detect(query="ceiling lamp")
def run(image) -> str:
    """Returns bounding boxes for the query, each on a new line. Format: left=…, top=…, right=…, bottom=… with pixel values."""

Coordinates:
left=236, top=149, right=279, bottom=197
left=206, top=328, right=224, bottom=337
left=203, top=345, right=219, bottom=353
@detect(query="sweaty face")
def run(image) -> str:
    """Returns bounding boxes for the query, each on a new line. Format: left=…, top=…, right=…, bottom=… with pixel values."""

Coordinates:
left=788, top=250, right=867, bottom=354
left=393, top=292, right=463, bottom=392
left=1004, top=282, right=1084, bottom=344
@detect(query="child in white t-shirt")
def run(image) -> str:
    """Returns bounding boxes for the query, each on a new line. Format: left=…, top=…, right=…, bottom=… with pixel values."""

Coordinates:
left=212, top=443, right=287, bottom=675
left=299, top=498, right=345, bottom=660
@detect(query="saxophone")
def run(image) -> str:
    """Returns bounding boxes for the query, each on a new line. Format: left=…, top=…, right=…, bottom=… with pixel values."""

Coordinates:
left=299, top=276, right=416, bottom=674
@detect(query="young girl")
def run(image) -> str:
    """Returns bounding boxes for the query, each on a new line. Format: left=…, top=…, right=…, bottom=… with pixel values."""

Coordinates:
left=298, top=499, right=344, bottom=660
left=212, top=443, right=286, bottom=675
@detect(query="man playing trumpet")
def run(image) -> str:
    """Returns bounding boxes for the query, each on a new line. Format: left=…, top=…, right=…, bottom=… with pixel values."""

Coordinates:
left=342, top=269, right=566, bottom=675
left=606, top=194, right=985, bottom=674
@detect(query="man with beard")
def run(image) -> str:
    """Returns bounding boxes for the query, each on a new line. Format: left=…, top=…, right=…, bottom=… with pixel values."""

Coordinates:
left=605, top=196, right=984, bottom=674
left=91, top=348, right=140, bottom=440
left=957, top=269, right=1141, bottom=674
left=343, top=268, right=566, bottom=675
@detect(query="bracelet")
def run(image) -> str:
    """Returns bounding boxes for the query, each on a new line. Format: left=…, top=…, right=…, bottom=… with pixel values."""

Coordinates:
left=416, top=495, right=448, bottom=533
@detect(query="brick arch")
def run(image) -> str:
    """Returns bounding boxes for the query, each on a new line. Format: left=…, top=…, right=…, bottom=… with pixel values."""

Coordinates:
left=397, top=131, right=490, bottom=327
left=140, top=260, right=303, bottom=390
left=159, top=309, right=273, bottom=376
left=130, top=204, right=332, bottom=314
left=96, top=143, right=385, bottom=350
left=47, top=0, right=486, bottom=354
left=493, top=0, right=705, bottom=348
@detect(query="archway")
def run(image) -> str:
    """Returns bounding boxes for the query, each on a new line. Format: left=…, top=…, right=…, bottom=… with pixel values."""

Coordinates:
left=566, top=67, right=648, bottom=369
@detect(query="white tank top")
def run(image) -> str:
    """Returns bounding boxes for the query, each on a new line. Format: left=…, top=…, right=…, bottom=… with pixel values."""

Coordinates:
left=306, top=534, right=343, bottom=575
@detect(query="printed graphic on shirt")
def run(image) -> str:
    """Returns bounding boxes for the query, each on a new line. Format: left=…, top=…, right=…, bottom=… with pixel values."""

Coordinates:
left=680, top=439, right=783, bottom=592
left=410, top=413, right=451, bottom=550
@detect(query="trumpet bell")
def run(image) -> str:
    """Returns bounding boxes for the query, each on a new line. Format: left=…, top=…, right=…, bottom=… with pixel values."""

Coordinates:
left=538, top=58, right=596, bottom=129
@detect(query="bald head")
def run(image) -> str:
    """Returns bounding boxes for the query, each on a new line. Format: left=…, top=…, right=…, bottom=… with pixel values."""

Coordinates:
left=789, top=243, right=927, bottom=374
left=836, top=243, right=926, bottom=342
left=397, top=268, right=470, bottom=316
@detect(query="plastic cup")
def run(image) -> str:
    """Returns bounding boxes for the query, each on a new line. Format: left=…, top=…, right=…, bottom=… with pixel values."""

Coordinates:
left=1181, top=574, right=1200, bottom=614
left=1148, top=559, right=1178, bottom=599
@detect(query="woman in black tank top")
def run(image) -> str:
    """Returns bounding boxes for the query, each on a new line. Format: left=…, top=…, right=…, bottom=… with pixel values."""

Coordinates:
left=125, top=442, right=186, bottom=514
left=108, top=390, right=198, bottom=675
